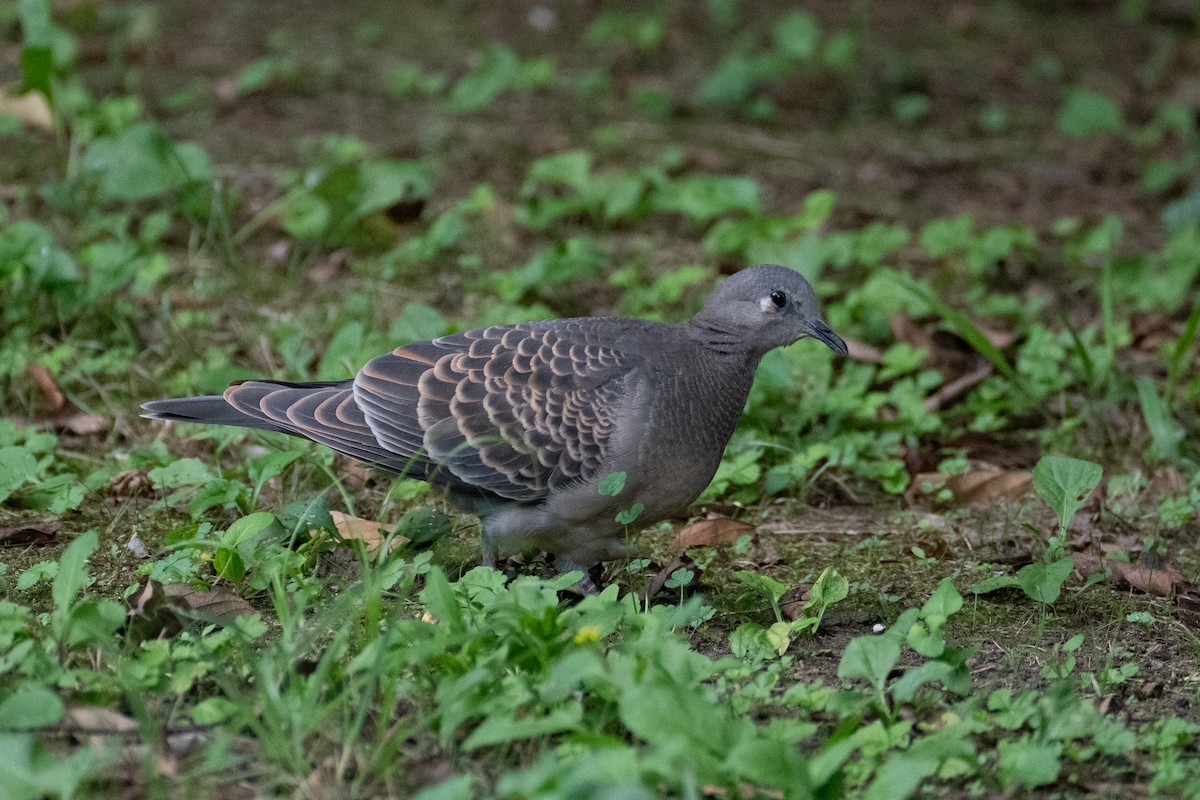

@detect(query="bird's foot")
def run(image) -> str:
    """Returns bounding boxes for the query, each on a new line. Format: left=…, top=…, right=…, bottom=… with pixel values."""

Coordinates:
left=572, top=571, right=601, bottom=597
left=555, top=556, right=602, bottom=596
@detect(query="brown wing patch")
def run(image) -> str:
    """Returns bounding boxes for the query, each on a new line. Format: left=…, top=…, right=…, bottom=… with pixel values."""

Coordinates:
left=353, top=320, right=642, bottom=502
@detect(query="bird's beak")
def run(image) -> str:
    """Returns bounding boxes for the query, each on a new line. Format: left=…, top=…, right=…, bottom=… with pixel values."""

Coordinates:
left=807, top=318, right=848, bottom=355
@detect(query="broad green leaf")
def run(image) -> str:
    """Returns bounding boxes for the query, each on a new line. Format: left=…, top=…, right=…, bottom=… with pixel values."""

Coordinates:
left=892, top=660, right=957, bottom=703
left=971, top=573, right=1021, bottom=594
left=614, top=503, right=644, bottom=525
left=653, top=175, right=760, bottom=224
left=247, top=450, right=303, bottom=495
left=354, top=160, right=431, bottom=220
left=0, top=447, right=37, bottom=503
left=729, top=622, right=775, bottom=662
left=278, top=191, right=331, bottom=239
left=235, top=57, right=275, bottom=93
left=1135, top=376, right=1186, bottom=464
left=996, top=738, right=1062, bottom=789
left=0, top=732, right=95, bottom=800
left=1057, top=88, right=1123, bottom=137
left=52, top=530, right=97, bottom=624
left=733, top=570, right=788, bottom=605
left=224, top=512, right=278, bottom=548
left=389, top=302, right=448, bottom=343
left=317, top=321, right=364, bottom=380
left=189, top=697, right=236, bottom=726
left=17, top=562, right=57, bottom=591
left=463, top=703, right=582, bottom=750
left=919, top=578, right=963, bottom=628
left=724, top=735, right=811, bottom=790
left=766, top=621, right=791, bottom=655
left=1015, top=557, right=1074, bottom=605
left=1031, top=455, right=1102, bottom=536
left=0, top=686, right=63, bottom=729
left=148, top=458, right=211, bottom=489
left=81, top=123, right=210, bottom=202
left=449, top=42, right=518, bottom=112
left=838, top=634, right=900, bottom=693
left=864, top=753, right=936, bottom=800
left=213, top=549, right=245, bottom=583
left=185, top=478, right=245, bottom=518
left=905, top=620, right=945, bottom=659
left=65, top=600, right=125, bottom=646
left=524, top=150, right=592, bottom=192
left=920, top=214, right=973, bottom=257
left=395, top=507, right=453, bottom=546
left=598, top=472, right=626, bottom=496
left=619, top=676, right=731, bottom=777
left=419, top=567, right=465, bottom=634
left=773, top=11, right=821, bottom=60
left=18, top=0, right=53, bottom=100
left=809, top=567, right=850, bottom=609
left=278, top=497, right=336, bottom=536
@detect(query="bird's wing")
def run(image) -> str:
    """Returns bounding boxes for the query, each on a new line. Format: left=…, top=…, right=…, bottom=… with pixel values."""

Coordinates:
left=219, top=379, right=445, bottom=478
left=352, top=319, right=643, bottom=501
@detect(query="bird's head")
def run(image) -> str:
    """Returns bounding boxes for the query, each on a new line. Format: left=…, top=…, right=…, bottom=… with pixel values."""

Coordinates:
left=692, top=264, right=848, bottom=356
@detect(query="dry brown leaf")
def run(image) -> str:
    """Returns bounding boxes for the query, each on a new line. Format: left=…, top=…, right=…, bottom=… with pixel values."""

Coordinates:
left=125, top=534, right=149, bottom=559
left=890, top=312, right=1015, bottom=414
left=26, top=364, right=66, bottom=410
left=674, top=513, right=755, bottom=549
left=22, top=364, right=108, bottom=435
left=63, top=705, right=138, bottom=739
left=749, top=537, right=781, bottom=567
left=60, top=413, right=107, bottom=436
left=843, top=338, right=883, bottom=363
left=339, top=459, right=374, bottom=488
left=110, top=469, right=153, bottom=497
left=891, top=313, right=935, bottom=350
left=1073, top=552, right=1192, bottom=598
left=1147, top=467, right=1186, bottom=496
left=1129, top=311, right=1180, bottom=353
left=0, top=519, right=60, bottom=546
left=641, top=555, right=696, bottom=602
left=0, top=87, right=53, bottom=131
left=1137, top=681, right=1165, bottom=700
left=265, top=239, right=291, bottom=267
left=127, top=580, right=180, bottom=639
left=915, top=469, right=1033, bottom=506
left=975, top=319, right=1017, bottom=350
left=912, top=536, right=951, bottom=560
left=1177, top=589, right=1200, bottom=629
left=307, top=249, right=348, bottom=285
left=780, top=585, right=811, bottom=622
left=162, top=583, right=256, bottom=619
left=329, top=510, right=396, bottom=555
left=924, top=362, right=992, bottom=412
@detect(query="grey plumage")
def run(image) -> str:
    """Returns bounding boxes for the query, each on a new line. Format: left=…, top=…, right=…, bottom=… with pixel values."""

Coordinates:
left=143, top=264, right=847, bottom=580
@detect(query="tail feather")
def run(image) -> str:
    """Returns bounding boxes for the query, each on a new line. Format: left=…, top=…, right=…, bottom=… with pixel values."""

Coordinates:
left=140, top=381, right=447, bottom=484
left=140, top=396, right=288, bottom=432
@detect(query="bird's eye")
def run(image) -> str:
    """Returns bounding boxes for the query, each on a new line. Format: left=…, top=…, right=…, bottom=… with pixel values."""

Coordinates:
left=769, top=290, right=787, bottom=308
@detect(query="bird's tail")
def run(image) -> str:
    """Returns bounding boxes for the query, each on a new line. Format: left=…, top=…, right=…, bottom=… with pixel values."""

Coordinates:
left=141, top=379, right=435, bottom=478
left=140, top=394, right=289, bottom=432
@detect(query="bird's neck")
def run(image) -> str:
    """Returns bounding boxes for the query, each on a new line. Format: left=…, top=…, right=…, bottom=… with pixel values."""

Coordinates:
left=685, top=318, right=765, bottom=360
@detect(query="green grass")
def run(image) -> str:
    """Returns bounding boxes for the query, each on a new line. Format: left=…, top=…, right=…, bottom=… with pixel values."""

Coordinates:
left=2, top=0, right=1200, bottom=797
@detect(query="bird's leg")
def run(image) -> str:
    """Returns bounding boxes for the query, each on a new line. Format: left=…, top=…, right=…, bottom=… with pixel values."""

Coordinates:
left=480, top=528, right=499, bottom=569
left=554, top=555, right=601, bottom=596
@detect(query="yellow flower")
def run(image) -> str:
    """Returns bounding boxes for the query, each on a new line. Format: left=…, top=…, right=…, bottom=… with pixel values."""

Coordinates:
left=573, top=625, right=601, bottom=644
